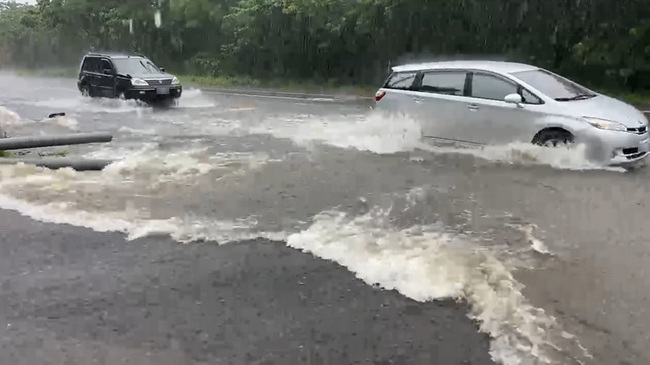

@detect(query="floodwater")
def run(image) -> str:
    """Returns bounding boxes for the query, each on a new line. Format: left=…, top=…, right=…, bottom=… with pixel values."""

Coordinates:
left=1, top=73, right=650, bottom=364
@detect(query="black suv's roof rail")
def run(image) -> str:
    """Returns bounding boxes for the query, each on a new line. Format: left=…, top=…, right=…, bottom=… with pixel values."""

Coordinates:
left=85, top=51, right=145, bottom=59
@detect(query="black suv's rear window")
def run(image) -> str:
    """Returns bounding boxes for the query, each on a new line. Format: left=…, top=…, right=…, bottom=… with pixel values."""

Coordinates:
left=384, top=71, right=418, bottom=90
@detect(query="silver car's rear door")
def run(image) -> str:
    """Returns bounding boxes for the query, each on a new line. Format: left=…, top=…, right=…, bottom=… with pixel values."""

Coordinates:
left=414, top=70, right=474, bottom=144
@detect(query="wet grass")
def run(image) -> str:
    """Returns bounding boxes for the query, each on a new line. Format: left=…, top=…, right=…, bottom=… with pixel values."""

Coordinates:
left=0, top=151, right=13, bottom=158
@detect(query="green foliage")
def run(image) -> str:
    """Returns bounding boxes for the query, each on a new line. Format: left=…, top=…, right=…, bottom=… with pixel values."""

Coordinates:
left=1, top=0, right=650, bottom=91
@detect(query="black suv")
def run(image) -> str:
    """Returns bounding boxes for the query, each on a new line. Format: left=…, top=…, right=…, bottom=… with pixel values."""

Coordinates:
left=77, top=52, right=182, bottom=104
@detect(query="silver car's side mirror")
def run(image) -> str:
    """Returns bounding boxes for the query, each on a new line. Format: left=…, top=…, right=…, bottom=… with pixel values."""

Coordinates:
left=504, top=93, right=523, bottom=107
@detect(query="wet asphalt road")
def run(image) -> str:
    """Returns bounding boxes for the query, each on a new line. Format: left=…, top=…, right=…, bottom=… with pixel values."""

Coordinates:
left=1, top=73, right=650, bottom=364
left=0, top=74, right=495, bottom=365
left=0, top=209, right=492, bottom=365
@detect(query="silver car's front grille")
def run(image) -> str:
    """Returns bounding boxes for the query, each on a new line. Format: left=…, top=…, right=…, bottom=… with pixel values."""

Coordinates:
left=627, top=125, right=647, bottom=134
left=626, top=152, right=647, bottom=160
left=146, top=79, right=172, bottom=86
left=621, top=147, right=648, bottom=160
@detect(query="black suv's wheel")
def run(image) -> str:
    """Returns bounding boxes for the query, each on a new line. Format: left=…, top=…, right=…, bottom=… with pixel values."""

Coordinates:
left=533, top=129, right=574, bottom=148
left=80, top=84, right=91, bottom=97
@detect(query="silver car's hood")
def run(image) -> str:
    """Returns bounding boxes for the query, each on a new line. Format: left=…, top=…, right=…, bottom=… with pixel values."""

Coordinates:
left=560, top=94, right=648, bottom=128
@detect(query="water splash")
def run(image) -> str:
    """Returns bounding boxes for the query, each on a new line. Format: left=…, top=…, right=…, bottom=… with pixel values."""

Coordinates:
left=249, top=111, right=429, bottom=154
left=286, top=203, right=592, bottom=365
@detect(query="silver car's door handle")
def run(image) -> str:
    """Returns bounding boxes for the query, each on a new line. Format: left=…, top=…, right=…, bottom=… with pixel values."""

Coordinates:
left=467, top=104, right=479, bottom=111
left=414, top=97, right=422, bottom=103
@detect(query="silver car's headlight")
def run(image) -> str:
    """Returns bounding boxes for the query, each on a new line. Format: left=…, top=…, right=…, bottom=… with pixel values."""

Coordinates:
left=583, top=117, right=627, bottom=132
left=130, top=78, right=148, bottom=86
left=171, top=77, right=180, bottom=85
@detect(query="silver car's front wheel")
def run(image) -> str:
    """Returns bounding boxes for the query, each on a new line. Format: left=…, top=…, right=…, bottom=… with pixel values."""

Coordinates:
left=533, top=129, right=575, bottom=148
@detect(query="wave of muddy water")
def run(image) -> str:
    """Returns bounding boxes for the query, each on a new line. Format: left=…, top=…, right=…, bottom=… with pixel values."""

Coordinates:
left=2, top=74, right=650, bottom=364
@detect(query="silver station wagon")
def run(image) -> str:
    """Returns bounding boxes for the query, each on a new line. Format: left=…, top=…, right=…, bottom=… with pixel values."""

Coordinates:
left=373, top=60, right=649, bottom=167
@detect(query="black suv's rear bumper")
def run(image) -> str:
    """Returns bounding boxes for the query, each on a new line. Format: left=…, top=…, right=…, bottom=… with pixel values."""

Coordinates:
left=125, top=85, right=183, bottom=102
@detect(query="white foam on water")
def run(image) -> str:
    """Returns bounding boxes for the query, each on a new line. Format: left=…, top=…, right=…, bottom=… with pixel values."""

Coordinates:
left=513, top=223, right=553, bottom=255
left=175, top=88, right=216, bottom=109
left=98, top=147, right=272, bottom=184
left=426, top=142, right=627, bottom=172
left=81, top=141, right=161, bottom=160
left=0, top=147, right=281, bottom=244
left=45, top=115, right=79, bottom=130
left=0, top=107, right=80, bottom=134
left=117, top=125, right=158, bottom=136
left=249, top=111, right=430, bottom=154
left=31, top=96, right=150, bottom=115
left=0, top=105, right=21, bottom=128
left=286, top=204, right=592, bottom=365
left=0, top=189, right=284, bottom=244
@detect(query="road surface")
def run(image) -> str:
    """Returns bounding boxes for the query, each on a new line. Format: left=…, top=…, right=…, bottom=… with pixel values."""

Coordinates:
left=1, top=72, right=650, bottom=364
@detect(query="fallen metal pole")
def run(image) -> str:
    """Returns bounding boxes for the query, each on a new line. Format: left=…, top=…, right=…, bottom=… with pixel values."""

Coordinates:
left=48, top=112, right=66, bottom=118
left=0, top=132, right=113, bottom=151
left=0, top=158, right=114, bottom=171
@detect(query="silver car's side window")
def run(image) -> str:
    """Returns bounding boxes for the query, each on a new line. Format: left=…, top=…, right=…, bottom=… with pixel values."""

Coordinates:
left=520, top=88, right=543, bottom=104
left=471, top=73, right=518, bottom=101
left=385, top=72, right=418, bottom=90
left=419, top=71, right=466, bottom=96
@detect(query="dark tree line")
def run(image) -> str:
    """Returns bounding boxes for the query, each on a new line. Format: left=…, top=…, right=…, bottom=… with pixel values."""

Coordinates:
left=1, top=0, right=650, bottom=90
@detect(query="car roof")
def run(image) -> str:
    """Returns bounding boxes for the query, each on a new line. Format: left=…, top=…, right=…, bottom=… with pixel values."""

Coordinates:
left=391, top=60, right=538, bottom=74
left=85, top=51, right=145, bottom=59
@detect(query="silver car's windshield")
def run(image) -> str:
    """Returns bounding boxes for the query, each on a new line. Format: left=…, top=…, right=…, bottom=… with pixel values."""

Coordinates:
left=113, top=58, right=161, bottom=75
left=511, top=69, right=596, bottom=101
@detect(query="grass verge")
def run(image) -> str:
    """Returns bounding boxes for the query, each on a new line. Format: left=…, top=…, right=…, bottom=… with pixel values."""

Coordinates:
left=0, top=151, right=12, bottom=158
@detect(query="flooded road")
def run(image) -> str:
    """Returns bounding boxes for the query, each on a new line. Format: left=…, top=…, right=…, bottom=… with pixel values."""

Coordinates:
left=1, top=73, right=649, bottom=364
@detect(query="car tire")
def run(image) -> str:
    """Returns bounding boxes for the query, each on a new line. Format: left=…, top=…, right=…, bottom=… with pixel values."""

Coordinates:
left=80, top=84, right=91, bottom=97
left=533, top=129, right=574, bottom=148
